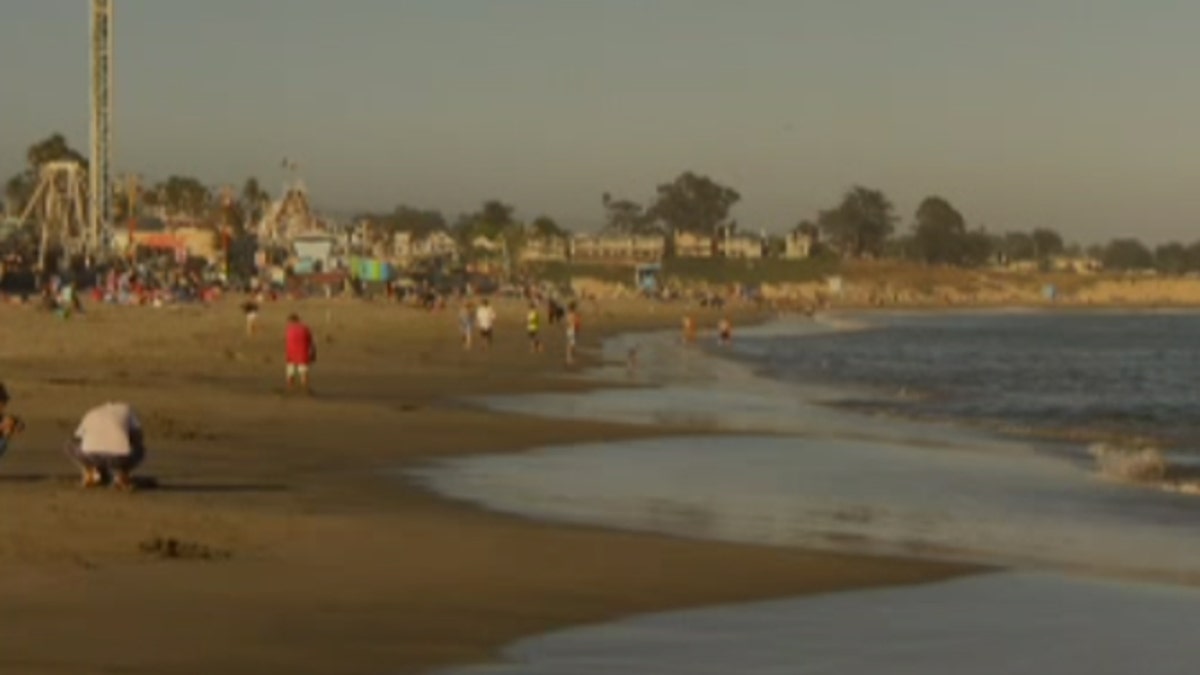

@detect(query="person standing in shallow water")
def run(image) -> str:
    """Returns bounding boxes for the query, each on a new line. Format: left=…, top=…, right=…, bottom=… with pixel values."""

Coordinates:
left=717, top=316, right=733, bottom=347
left=285, top=313, right=316, bottom=394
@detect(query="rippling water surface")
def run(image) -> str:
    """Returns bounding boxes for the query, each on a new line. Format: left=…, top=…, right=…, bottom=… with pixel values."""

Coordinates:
left=415, top=313, right=1200, bottom=675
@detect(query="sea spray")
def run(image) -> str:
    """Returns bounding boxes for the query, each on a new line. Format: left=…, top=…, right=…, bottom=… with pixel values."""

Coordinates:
left=1089, top=442, right=1200, bottom=495
left=1088, top=443, right=1167, bottom=483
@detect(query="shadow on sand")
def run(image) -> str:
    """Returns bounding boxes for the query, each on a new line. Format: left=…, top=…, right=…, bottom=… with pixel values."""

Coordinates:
left=0, top=474, right=288, bottom=494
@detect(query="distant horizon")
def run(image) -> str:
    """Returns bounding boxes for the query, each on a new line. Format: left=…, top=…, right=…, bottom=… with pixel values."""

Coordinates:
left=4, top=1, right=1200, bottom=245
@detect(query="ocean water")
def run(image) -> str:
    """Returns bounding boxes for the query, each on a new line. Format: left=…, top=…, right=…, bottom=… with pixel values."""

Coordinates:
left=414, top=312, right=1200, bottom=675
left=430, top=574, right=1200, bottom=675
left=740, top=311, right=1200, bottom=450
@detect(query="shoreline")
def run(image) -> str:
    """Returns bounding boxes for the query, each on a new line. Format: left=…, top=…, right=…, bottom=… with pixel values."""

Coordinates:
left=0, top=297, right=982, bottom=675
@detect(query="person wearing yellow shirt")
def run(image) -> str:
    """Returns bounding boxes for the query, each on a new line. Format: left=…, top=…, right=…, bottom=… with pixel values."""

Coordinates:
left=526, top=303, right=543, bottom=353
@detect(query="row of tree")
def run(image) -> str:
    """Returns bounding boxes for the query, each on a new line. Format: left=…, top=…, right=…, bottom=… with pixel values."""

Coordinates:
left=2, top=134, right=272, bottom=233
left=6, top=133, right=1197, bottom=275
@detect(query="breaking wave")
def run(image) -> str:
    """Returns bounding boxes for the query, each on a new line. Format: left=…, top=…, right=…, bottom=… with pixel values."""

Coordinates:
left=1089, top=443, right=1200, bottom=496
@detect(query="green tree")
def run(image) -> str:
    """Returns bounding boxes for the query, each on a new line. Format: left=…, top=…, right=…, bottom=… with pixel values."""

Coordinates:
left=1185, top=242, right=1200, bottom=272
left=152, top=176, right=212, bottom=218
left=817, top=186, right=896, bottom=258
left=1001, top=232, right=1036, bottom=261
left=26, top=133, right=87, bottom=168
left=911, top=196, right=967, bottom=265
left=1031, top=228, right=1065, bottom=259
left=601, top=193, right=656, bottom=235
left=241, top=177, right=270, bottom=225
left=5, top=133, right=89, bottom=216
left=795, top=219, right=819, bottom=241
left=530, top=215, right=566, bottom=239
left=648, top=172, right=740, bottom=237
left=960, top=229, right=997, bottom=267
left=1102, top=238, right=1154, bottom=271
left=363, top=205, right=448, bottom=238
left=1154, top=242, right=1189, bottom=275
left=479, top=200, right=515, bottom=234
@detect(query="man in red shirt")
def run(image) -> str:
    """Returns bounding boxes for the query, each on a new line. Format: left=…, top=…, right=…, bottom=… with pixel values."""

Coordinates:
left=285, top=313, right=316, bottom=394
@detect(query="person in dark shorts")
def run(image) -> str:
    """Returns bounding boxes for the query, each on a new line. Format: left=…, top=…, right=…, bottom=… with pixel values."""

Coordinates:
left=65, top=402, right=146, bottom=491
left=241, top=297, right=260, bottom=336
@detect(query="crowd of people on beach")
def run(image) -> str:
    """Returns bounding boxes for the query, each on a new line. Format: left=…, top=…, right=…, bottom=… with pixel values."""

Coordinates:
left=455, top=297, right=588, bottom=365
left=0, top=268, right=737, bottom=494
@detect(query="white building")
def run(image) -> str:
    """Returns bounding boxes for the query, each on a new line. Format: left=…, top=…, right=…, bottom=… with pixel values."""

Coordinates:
left=785, top=230, right=815, bottom=259
left=719, top=235, right=765, bottom=259
left=571, top=234, right=665, bottom=262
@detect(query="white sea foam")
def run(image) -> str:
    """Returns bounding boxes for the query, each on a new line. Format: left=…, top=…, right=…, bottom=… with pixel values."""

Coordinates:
left=1090, top=442, right=1200, bottom=495
left=1090, top=442, right=1169, bottom=482
left=415, top=315, right=1200, bottom=675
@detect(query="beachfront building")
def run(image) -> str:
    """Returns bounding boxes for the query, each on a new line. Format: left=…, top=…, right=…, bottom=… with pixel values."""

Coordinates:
left=673, top=231, right=715, bottom=258
left=1050, top=255, right=1102, bottom=275
left=111, top=219, right=222, bottom=264
left=570, top=233, right=665, bottom=263
left=291, top=234, right=339, bottom=274
left=719, top=234, right=766, bottom=259
left=393, top=230, right=459, bottom=266
left=785, top=230, right=816, bottom=259
left=472, top=235, right=504, bottom=257
left=519, top=235, right=569, bottom=263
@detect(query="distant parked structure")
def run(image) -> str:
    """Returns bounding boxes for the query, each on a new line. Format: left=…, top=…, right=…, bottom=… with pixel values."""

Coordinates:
left=571, top=233, right=665, bottom=263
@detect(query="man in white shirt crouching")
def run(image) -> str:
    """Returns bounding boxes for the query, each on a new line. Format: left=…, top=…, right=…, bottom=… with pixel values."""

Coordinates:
left=65, top=402, right=146, bottom=491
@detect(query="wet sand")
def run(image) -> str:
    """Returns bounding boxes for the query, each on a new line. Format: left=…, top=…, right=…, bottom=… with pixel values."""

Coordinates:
left=0, top=298, right=978, bottom=675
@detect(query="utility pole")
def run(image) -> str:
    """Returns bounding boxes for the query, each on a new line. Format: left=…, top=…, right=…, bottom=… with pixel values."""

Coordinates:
left=90, top=0, right=114, bottom=256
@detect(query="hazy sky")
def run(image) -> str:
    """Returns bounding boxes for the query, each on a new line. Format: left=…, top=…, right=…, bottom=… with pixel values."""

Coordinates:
left=2, top=1, right=1199, bottom=242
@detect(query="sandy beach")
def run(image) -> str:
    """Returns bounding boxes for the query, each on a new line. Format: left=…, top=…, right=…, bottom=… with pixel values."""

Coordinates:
left=0, top=297, right=977, bottom=675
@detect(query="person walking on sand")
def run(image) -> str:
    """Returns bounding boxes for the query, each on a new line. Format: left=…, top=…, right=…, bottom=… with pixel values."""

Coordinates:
left=458, top=301, right=475, bottom=350
left=64, top=402, right=146, bottom=491
left=285, top=313, right=316, bottom=394
left=476, top=299, right=497, bottom=351
left=718, top=316, right=733, bottom=347
left=682, top=315, right=697, bottom=345
left=526, top=302, right=543, bottom=353
left=0, top=383, right=26, bottom=462
left=565, top=302, right=581, bottom=365
left=241, top=297, right=260, bottom=337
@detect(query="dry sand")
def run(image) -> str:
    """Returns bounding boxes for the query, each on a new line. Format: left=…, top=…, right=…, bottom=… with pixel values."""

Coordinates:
left=0, top=297, right=978, bottom=675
